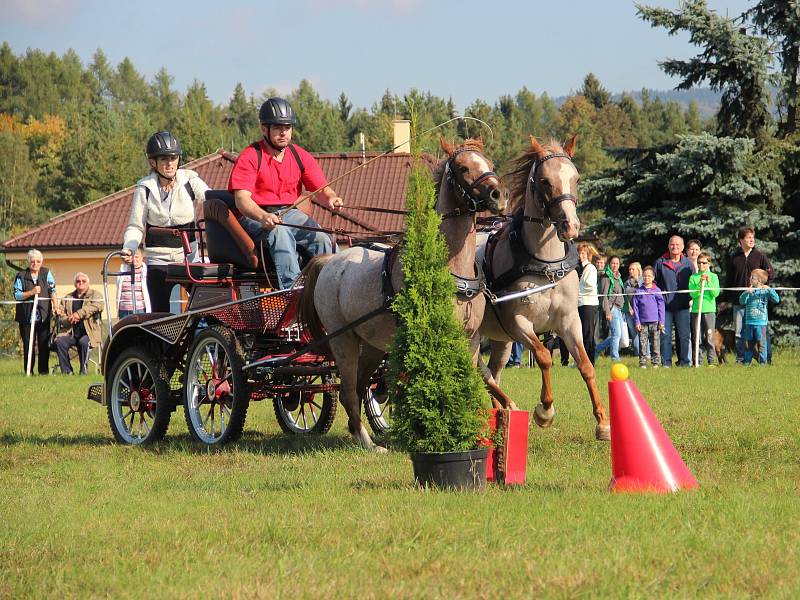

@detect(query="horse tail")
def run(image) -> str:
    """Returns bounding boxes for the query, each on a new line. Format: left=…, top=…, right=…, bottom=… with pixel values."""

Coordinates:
left=298, top=254, right=335, bottom=343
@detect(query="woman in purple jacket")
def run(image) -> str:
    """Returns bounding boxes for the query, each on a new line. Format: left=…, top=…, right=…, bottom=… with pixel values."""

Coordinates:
left=632, top=266, right=666, bottom=368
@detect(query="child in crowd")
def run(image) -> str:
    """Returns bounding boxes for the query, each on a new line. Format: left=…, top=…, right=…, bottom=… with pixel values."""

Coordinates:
left=739, top=268, right=780, bottom=365
left=632, top=265, right=665, bottom=368
left=688, top=252, right=720, bottom=366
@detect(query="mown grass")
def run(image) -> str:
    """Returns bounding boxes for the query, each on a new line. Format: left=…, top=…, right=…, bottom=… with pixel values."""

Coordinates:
left=1, top=352, right=799, bottom=599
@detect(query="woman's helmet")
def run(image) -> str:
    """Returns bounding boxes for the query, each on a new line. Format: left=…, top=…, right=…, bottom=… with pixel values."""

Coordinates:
left=146, top=131, right=181, bottom=158
left=259, top=98, right=296, bottom=126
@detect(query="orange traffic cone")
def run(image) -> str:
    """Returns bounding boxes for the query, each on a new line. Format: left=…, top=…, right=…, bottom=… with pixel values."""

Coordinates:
left=608, top=364, right=699, bottom=493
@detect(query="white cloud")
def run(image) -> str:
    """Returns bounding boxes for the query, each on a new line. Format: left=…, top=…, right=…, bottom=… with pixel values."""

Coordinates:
left=0, top=0, right=78, bottom=24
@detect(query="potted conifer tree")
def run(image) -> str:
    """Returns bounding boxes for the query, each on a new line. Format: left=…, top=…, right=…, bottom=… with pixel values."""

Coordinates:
left=388, top=153, right=490, bottom=491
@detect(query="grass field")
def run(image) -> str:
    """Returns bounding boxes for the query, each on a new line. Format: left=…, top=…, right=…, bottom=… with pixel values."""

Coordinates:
left=2, top=352, right=800, bottom=599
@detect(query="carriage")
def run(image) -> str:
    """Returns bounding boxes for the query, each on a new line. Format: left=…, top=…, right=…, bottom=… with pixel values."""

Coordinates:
left=86, top=190, right=389, bottom=446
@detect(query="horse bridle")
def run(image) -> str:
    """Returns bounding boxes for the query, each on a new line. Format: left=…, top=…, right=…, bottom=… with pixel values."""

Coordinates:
left=443, top=147, right=500, bottom=218
left=524, top=152, right=578, bottom=227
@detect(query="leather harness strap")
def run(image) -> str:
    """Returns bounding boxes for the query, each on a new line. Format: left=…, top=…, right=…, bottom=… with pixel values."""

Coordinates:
left=484, top=209, right=580, bottom=292
left=380, top=244, right=485, bottom=309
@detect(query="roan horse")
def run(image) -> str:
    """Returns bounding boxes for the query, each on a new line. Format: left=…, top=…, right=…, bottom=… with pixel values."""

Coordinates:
left=300, top=137, right=509, bottom=451
left=477, top=136, right=611, bottom=441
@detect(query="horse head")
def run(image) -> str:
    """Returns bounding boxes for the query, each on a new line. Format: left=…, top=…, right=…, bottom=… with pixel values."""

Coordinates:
left=525, top=135, right=581, bottom=241
left=439, top=136, right=509, bottom=215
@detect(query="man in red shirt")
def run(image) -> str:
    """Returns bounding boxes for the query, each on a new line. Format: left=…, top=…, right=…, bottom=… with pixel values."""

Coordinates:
left=228, top=97, right=343, bottom=289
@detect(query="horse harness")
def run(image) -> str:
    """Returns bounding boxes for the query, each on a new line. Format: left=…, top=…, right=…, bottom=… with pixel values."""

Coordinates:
left=482, top=151, right=581, bottom=292
left=484, top=209, right=580, bottom=293
left=526, top=151, right=578, bottom=228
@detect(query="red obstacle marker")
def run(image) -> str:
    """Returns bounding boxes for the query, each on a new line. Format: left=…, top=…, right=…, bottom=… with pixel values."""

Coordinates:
left=486, top=409, right=529, bottom=485
left=608, top=373, right=699, bottom=493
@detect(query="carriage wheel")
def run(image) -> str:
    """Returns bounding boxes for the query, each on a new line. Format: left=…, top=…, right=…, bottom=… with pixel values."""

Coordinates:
left=183, top=326, right=249, bottom=446
left=364, top=374, right=391, bottom=436
left=106, top=347, right=171, bottom=445
left=273, top=374, right=337, bottom=435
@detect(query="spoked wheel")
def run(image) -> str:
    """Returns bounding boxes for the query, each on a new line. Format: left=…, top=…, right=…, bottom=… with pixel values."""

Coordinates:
left=183, top=326, right=249, bottom=446
left=106, top=347, right=171, bottom=445
left=273, top=374, right=337, bottom=435
left=364, top=373, right=391, bottom=436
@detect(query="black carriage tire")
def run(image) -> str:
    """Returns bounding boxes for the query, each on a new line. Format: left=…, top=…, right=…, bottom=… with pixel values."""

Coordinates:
left=182, top=326, right=250, bottom=446
left=364, top=379, right=391, bottom=437
left=106, top=347, right=172, bottom=445
left=273, top=378, right=337, bottom=435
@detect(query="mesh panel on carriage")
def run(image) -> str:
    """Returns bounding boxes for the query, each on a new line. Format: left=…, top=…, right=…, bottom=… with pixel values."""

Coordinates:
left=203, top=190, right=260, bottom=271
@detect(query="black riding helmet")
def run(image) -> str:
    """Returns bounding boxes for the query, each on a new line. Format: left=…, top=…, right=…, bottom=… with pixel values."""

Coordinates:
left=259, top=98, right=296, bottom=126
left=146, top=131, right=182, bottom=158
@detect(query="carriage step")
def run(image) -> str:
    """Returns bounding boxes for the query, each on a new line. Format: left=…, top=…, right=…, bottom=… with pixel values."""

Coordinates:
left=87, top=383, right=104, bottom=406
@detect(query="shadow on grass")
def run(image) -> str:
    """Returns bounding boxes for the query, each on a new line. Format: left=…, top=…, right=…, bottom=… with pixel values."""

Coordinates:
left=0, top=432, right=114, bottom=447
left=0, top=428, right=384, bottom=457
left=149, top=430, right=360, bottom=456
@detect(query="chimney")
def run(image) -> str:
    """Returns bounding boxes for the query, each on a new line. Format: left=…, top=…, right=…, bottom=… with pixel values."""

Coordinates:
left=393, top=119, right=411, bottom=153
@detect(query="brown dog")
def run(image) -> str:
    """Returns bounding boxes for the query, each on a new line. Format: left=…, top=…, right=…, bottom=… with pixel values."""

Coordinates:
left=712, top=328, right=736, bottom=364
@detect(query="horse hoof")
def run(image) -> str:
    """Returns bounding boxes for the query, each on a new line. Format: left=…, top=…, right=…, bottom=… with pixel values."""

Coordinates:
left=595, top=424, right=611, bottom=442
left=533, top=403, right=555, bottom=428
left=372, top=445, right=388, bottom=454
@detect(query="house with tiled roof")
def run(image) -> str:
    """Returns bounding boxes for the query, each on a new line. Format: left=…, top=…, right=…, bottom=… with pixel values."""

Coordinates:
left=1, top=122, right=417, bottom=315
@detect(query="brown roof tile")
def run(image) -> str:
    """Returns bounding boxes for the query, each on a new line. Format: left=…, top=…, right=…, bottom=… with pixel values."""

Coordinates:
left=1, top=150, right=421, bottom=251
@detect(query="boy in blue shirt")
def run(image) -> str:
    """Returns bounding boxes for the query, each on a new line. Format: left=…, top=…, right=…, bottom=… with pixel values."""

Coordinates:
left=738, top=268, right=780, bottom=365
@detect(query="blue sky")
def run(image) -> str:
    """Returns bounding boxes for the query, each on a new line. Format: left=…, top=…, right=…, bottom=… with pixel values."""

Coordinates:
left=1, top=0, right=753, bottom=111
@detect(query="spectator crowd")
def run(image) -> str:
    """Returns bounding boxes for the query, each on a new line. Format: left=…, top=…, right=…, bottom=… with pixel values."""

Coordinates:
left=507, top=226, right=779, bottom=369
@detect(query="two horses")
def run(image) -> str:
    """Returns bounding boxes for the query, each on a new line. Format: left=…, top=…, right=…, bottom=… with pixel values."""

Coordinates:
left=300, top=135, right=610, bottom=449
left=299, top=138, right=508, bottom=451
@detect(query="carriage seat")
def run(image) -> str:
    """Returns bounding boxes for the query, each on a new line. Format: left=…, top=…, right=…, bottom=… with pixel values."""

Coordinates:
left=165, top=190, right=276, bottom=286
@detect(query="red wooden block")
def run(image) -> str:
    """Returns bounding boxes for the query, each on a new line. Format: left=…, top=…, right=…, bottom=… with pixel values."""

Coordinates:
left=485, top=409, right=529, bottom=485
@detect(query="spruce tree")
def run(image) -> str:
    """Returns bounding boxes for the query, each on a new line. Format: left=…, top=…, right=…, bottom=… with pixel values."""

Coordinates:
left=388, top=149, right=487, bottom=453
left=637, top=0, right=773, bottom=141
left=583, top=133, right=797, bottom=339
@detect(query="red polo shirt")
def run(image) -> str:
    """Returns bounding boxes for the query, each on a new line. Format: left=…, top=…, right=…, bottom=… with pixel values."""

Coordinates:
left=227, top=141, right=327, bottom=207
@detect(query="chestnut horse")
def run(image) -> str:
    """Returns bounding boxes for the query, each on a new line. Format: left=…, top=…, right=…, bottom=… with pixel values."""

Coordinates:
left=300, top=138, right=509, bottom=451
left=477, top=136, right=611, bottom=441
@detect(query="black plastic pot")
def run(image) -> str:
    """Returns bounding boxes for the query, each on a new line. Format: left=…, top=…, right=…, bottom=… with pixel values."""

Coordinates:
left=410, top=447, right=489, bottom=490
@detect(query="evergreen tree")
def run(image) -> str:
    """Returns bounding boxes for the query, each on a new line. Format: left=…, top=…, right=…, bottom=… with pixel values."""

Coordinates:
left=148, top=68, right=181, bottom=130
left=557, top=94, right=614, bottom=176
left=583, top=133, right=796, bottom=338
left=289, top=79, right=346, bottom=151
left=225, top=82, right=259, bottom=148
left=747, top=1, right=800, bottom=136
left=89, top=49, right=114, bottom=102
left=175, top=80, right=220, bottom=158
left=581, top=72, right=611, bottom=109
left=637, top=0, right=773, bottom=141
left=389, top=148, right=487, bottom=453
left=337, top=92, right=352, bottom=122
left=110, top=57, right=150, bottom=108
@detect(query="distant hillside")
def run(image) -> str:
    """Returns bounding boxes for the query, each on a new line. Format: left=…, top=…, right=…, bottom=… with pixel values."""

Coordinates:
left=553, top=88, right=721, bottom=118
left=618, top=88, right=722, bottom=117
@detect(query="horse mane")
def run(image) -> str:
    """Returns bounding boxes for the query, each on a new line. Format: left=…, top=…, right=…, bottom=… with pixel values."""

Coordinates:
left=505, top=138, right=565, bottom=212
left=432, top=137, right=485, bottom=197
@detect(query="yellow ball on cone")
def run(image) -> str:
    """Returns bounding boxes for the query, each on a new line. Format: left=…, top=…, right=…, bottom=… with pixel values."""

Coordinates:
left=610, top=363, right=629, bottom=381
